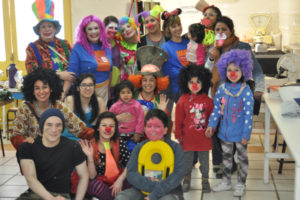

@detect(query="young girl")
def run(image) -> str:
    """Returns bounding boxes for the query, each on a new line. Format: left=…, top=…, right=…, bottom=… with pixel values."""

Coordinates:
left=205, top=49, right=254, bottom=197
left=175, top=64, right=213, bottom=193
left=186, top=23, right=206, bottom=65
left=79, top=112, right=131, bottom=199
left=109, top=80, right=144, bottom=144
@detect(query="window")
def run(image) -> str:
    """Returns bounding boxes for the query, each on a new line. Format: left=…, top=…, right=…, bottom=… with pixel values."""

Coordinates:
left=1, top=0, right=71, bottom=75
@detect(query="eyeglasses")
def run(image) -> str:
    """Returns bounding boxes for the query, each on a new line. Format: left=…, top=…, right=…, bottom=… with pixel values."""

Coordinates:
left=80, top=84, right=94, bottom=89
left=203, top=13, right=217, bottom=17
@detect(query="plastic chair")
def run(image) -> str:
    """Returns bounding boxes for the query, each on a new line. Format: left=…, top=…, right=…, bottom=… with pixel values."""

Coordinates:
left=6, top=107, right=18, bottom=140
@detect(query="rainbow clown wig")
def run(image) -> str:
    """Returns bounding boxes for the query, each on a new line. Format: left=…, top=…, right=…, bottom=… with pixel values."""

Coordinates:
left=128, top=64, right=169, bottom=93
left=216, top=49, right=253, bottom=82
left=115, top=16, right=137, bottom=41
left=74, top=15, right=110, bottom=55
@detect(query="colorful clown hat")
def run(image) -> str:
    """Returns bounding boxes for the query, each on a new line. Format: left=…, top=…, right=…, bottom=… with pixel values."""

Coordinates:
left=135, top=5, right=164, bottom=26
left=32, top=0, right=61, bottom=35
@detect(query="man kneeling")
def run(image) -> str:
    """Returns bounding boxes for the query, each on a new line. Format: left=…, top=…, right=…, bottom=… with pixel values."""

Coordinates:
left=17, top=109, right=89, bottom=200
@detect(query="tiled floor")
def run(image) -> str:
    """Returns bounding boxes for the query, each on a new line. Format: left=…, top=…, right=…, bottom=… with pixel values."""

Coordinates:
left=0, top=133, right=295, bottom=200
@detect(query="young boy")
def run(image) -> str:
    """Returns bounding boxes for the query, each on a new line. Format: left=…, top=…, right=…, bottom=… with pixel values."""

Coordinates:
left=115, top=109, right=185, bottom=200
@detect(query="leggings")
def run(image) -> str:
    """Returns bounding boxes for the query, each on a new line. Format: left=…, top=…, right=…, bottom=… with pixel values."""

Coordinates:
left=221, top=141, right=248, bottom=184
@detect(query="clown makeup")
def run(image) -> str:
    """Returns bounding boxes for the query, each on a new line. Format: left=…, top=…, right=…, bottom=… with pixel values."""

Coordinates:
left=106, top=22, right=118, bottom=39
left=39, top=21, right=56, bottom=42
left=214, top=22, right=232, bottom=39
left=119, top=87, right=133, bottom=103
left=202, top=8, right=218, bottom=29
left=226, top=63, right=242, bottom=83
left=99, top=118, right=116, bottom=142
left=145, top=117, right=167, bottom=141
left=85, top=21, right=100, bottom=44
left=145, top=16, right=159, bottom=34
left=188, top=77, right=202, bottom=94
left=120, top=23, right=136, bottom=40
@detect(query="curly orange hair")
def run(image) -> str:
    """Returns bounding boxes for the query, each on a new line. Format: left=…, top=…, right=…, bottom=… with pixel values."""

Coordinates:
left=128, top=74, right=169, bottom=92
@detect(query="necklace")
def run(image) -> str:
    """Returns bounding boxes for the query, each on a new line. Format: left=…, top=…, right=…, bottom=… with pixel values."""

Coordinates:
left=222, top=83, right=246, bottom=97
left=36, top=101, right=52, bottom=115
left=140, top=92, right=154, bottom=101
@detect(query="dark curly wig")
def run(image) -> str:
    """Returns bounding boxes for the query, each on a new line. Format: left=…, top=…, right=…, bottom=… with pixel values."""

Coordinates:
left=22, top=68, right=62, bottom=104
left=74, top=73, right=99, bottom=124
left=178, top=64, right=212, bottom=95
left=94, top=111, right=119, bottom=142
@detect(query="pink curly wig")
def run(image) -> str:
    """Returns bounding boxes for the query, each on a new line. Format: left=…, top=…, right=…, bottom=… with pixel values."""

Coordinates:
left=74, top=15, right=110, bottom=55
left=216, top=49, right=253, bottom=81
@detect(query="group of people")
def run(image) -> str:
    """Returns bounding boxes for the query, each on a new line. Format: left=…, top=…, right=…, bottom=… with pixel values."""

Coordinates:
left=11, top=0, right=266, bottom=199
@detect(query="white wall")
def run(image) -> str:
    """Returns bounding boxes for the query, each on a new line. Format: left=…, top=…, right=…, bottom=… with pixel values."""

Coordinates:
left=70, top=0, right=300, bottom=50
left=70, top=0, right=131, bottom=37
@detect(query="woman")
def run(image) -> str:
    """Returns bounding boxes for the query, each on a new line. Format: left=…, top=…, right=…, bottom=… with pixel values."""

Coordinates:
left=78, top=112, right=130, bottom=199
left=104, top=16, right=122, bottom=101
left=25, top=0, right=75, bottom=99
left=205, top=16, right=265, bottom=178
left=205, top=16, right=264, bottom=98
left=136, top=5, right=165, bottom=48
left=116, top=17, right=139, bottom=81
left=161, top=8, right=189, bottom=102
left=10, top=68, right=93, bottom=150
left=65, top=73, right=107, bottom=128
left=128, top=61, right=172, bottom=136
left=66, top=15, right=112, bottom=104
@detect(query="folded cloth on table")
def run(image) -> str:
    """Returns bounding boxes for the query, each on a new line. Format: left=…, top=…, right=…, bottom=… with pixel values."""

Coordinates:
left=281, top=100, right=300, bottom=118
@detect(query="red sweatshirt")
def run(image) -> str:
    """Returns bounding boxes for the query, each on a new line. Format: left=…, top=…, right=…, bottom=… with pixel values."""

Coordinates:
left=175, top=93, right=213, bottom=151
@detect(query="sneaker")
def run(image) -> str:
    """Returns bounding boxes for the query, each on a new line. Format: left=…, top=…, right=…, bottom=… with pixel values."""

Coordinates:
left=233, top=183, right=246, bottom=196
left=215, top=167, right=223, bottom=179
left=182, top=176, right=191, bottom=192
left=213, top=164, right=221, bottom=173
left=202, top=179, right=211, bottom=193
left=212, top=181, right=232, bottom=192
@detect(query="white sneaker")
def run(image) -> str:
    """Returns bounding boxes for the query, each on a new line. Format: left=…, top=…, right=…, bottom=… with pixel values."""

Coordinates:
left=212, top=181, right=232, bottom=192
left=233, top=183, right=246, bottom=196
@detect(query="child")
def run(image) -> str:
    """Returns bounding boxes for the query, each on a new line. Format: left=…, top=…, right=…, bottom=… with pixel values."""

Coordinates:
left=205, top=49, right=254, bottom=197
left=78, top=112, right=131, bottom=199
left=115, top=109, right=185, bottom=200
left=175, top=64, right=213, bottom=193
left=186, top=23, right=206, bottom=65
left=109, top=80, right=144, bottom=145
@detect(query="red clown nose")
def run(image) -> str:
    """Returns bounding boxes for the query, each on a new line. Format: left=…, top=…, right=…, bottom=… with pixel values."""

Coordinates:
left=105, top=126, right=111, bottom=133
left=192, top=83, right=198, bottom=90
left=146, top=23, right=154, bottom=29
left=230, top=71, right=236, bottom=76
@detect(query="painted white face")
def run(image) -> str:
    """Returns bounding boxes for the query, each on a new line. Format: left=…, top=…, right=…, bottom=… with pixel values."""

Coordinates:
left=85, top=21, right=100, bottom=44
left=39, top=21, right=56, bottom=42
left=106, top=22, right=118, bottom=39
left=120, top=23, right=136, bottom=41
left=226, top=63, right=242, bottom=83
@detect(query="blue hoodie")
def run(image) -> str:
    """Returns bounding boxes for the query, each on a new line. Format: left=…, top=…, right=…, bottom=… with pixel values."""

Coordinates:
left=208, top=82, right=254, bottom=142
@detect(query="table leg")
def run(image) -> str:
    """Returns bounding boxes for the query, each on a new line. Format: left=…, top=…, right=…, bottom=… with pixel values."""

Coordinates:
left=264, top=104, right=270, bottom=183
left=293, top=161, right=300, bottom=199
left=0, top=129, right=5, bottom=157
left=2, top=105, right=5, bottom=138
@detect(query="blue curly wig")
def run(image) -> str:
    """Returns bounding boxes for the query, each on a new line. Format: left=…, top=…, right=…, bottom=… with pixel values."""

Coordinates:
left=216, top=49, right=253, bottom=82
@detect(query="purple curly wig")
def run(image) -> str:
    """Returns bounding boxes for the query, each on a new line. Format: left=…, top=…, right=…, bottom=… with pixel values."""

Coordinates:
left=216, top=49, right=253, bottom=81
left=74, top=15, right=110, bottom=55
